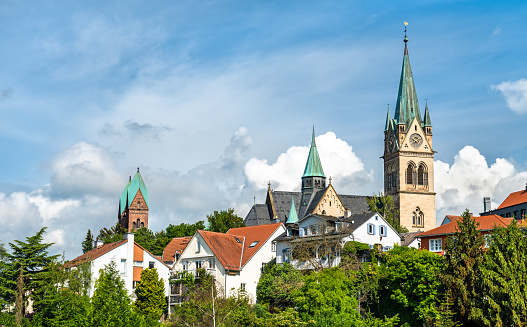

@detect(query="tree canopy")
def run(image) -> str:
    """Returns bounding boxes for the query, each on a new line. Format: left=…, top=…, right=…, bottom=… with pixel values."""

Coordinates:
left=206, top=208, right=245, bottom=233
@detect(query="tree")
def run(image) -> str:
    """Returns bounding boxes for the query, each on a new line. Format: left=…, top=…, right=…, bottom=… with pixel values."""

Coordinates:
left=166, top=221, right=206, bottom=239
left=367, top=193, right=408, bottom=233
left=374, top=246, right=444, bottom=326
left=256, top=261, right=303, bottom=311
left=82, top=229, right=94, bottom=254
left=441, top=209, right=486, bottom=326
left=134, top=228, right=169, bottom=256
left=98, top=223, right=127, bottom=244
left=481, top=220, right=527, bottom=326
left=206, top=209, right=244, bottom=233
left=91, top=261, right=138, bottom=327
left=0, top=228, right=59, bottom=314
left=134, top=268, right=166, bottom=320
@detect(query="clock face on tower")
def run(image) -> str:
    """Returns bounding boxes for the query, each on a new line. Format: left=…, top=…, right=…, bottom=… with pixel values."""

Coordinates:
left=410, top=133, right=423, bottom=148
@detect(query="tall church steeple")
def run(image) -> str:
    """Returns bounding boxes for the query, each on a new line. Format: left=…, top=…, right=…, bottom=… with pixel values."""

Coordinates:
left=299, top=127, right=326, bottom=218
left=383, top=27, right=436, bottom=232
left=118, top=167, right=149, bottom=232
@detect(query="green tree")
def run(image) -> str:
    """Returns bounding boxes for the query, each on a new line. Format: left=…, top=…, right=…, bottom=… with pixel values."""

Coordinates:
left=256, top=261, right=303, bottom=311
left=441, top=209, right=486, bottom=326
left=134, top=268, right=166, bottom=320
left=134, top=228, right=169, bottom=256
left=165, top=221, right=205, bottom=239
left=91, top=261, right=139, bottom=327
left=481, top=220, right=527, bottom=326
left=206, top=208, right=244, bottom=233
left=0, top=228, right=59, bottom=314
left=98, top=223, right=127, bottom=244
left=82, top=229, right=94, bottom=254
left=367, top=193, right=408, bottom=233
left=374, top=246, right=444, bottom=326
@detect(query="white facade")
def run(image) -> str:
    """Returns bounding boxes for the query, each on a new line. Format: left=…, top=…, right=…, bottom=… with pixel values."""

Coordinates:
left=172, top=225, right=285, bottom=303
left=276, top=213, right=401, bottom=268
left=74, top=233, right=170, bottom=298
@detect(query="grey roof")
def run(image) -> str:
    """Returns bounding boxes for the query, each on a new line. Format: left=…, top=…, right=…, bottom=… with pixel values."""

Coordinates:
left=244, top=204, right=272, bottom=227
left=338, top=212, right=377, bottom=232
left=400, top=232, right=421, bottom=247
left=245, top=191, right=372, bottom=227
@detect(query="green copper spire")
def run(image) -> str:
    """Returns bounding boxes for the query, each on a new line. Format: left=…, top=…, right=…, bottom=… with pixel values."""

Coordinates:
left=423, top=101, right=432, bottom=127
left=393, top=36, right=421, bottom=128
left=119, top=167, right=149, bottom=214
left=285, top=196, right=299, bottom=224
left=384, top=105, right=391, bottom=132
left=302, top=127, right=326, bottom=178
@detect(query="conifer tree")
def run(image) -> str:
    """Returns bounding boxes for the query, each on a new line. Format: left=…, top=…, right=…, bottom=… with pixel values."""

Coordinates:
left=441, top=210, right=486, bottom=326
left=133, top=268, right=166, bottom=320
left=82, top=229, right=94, bottom=254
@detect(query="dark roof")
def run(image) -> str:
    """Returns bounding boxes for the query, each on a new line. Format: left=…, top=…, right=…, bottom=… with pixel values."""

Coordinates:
left=338, top=212, right=376, bottom=232
left=400, top=232, right=421, bottom=247
left=304, top=188, right=327, bottom=216
left=245, top=191, right=371, bottom=227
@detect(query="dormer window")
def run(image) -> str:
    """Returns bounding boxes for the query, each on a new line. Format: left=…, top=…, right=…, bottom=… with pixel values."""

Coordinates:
left=235, top=237, right=242, bottom=244
left=249, top=241, right=259, bottom=248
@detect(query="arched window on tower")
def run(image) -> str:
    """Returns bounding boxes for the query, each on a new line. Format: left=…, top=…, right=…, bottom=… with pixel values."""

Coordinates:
left=412, top=207, right=424, bottom=227
left=141, top=222, right=144, bottom=228
left=418, top=163, right=428, bottom=186
left=406, top=162, right=416, bottom=185
left=132, top=222, right=136, bottom=229
left=136, top=219, right=140, bottom=229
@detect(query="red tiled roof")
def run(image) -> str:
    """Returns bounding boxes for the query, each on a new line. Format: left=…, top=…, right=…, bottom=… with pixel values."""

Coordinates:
left=66, top=240, right=127, bottom=267
left=417, top=215, right=512, bottom=238
left=134, top=243, right=144, bottom=262
left=227, top=223, right=283, bottom=267
left=497, top=190, right=527, bottom=209
left=162, top=236, right=191, bottom=262
left=198, top=223, right=283, bottom=271
left=133, top=242, right=171, bottom=269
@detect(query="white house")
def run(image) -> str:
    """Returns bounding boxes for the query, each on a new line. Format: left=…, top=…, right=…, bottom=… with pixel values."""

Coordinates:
left=67, top=233, right=171, bottom=298
left=275, top=212, right=401, bottom=269
left=171, top=223, right=285, bottom=305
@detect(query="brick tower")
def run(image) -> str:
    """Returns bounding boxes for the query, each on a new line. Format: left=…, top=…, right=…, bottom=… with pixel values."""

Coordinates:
left=118, top=167, right=149, bottom=231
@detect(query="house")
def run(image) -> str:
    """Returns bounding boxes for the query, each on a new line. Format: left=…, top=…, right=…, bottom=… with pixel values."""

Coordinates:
left=417, top=214, right=514, bottom=255
left=274, top=211, right=401, bottom=269
left=162, top=236, right=191, bottom=265
left=170, top=223, right=285, bottom=307
left=400, top=231, right=421, bottom=248
left=67, top=233, right=171, bottom=298
left=481, top=184, right=527, bottom=219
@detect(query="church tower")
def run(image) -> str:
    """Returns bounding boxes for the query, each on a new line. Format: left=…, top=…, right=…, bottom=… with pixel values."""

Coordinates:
left=118, top=167, right=149, bottom=232
left=298, top=127, right=327, bottom=218
left=383, top=32, right=435, bottom=232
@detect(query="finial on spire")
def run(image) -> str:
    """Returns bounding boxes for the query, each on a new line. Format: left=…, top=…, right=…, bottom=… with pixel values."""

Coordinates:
left=268, top=181, right=271, bottom=189
left=403, top=21, right=409, bottom=55
left=329, top=176, right=332, bottom=185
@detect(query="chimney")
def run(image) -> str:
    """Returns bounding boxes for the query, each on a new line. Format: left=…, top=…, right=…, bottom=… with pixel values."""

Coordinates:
left=93, top=239, right=104, bottom=248
left=525, top=183, right=527, bottom=191
left=468, top=213, right=473, bottom=218
left=123, top=232, right=135, bottom=244
left=483, top=197, right=491, bottom=212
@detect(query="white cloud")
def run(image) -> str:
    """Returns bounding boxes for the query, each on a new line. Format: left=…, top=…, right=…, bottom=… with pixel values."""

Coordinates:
left=244, top=131, right=373, bottom=194
left=491, top=78, right=527, bottom=114
left=434, top=145, right=527, bottom=221
left=43, top=229, right=65, bottom=247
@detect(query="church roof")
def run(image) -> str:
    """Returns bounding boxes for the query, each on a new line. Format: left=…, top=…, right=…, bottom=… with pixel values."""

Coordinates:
left=119, top=168, right=149, bottom=214
left=394, top=39, right=422, bottom=128
left=302, top=127, right=325, bottom=178
left=423, top=102, right=432, bottom=127
left=384, top=106, right=391, bottom=132
left=285, top=196, right=299, bottom=224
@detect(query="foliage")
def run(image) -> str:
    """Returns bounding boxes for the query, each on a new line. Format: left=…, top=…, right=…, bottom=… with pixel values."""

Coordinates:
left=256, top=261, right=303, bottom=311
left=481, top=220, right=527, bottom=326
left=0, top=227, right=59, bottom=313
left=166, top=221, right=205, bottom=239
left=441, top=209, right=486, bottom=326
left=82, top=229, right=94, bottom=254
left=134, top=268, right=166, bottom=320
left=134, top=228, right=170, bottom=256
left=91, top=261, right=142, bottom=327
left=250, top=308, right=311, bottom=327
left=206, top=208, right=245, bottom=233
left=367, top=193, right=408, bottom=233
left=374, top=246, right=443, bottom=326
left=98, top=222, right=127, bottom=244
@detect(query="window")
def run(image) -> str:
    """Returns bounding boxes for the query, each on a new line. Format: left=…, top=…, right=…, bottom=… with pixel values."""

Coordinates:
left=379, top=225, right=387, bottom=237
left=133, top=261, right=143, bottom=267
left=149, top=261, right=155, bottom=269
left=240, top=283, right=246, bottom=291
left=484, top=234, right=492, bottom=248
left=196, top=261, right=202, bottom=269
left=234, top=237, right=242, bottom=244
left=367, top=223, right=375, bottom=235
left=413, top=207, right=424, bottom=227
left=249, top=241, right=259, bottom=248
left=522, top=209, right=526, bottom=219
left=196, top=241, right=201, bottom=253
left=182, top=262, right=188, bottom=271
left=141, top=222, right=144, bottom=228
left=429, top=239, right=442, bottom=252
left=418, top=163, right=428, bottom=186
left=132, top=222, right=136, bottom=229
left=137, top=201, right=141, bottom=209
left=120, top=259, right=126, bottom=275
left=271, top=242, right=276, bottom=252
left=133, top=281, right=138, bottom=289
left=406, top=162, right=416, bottom=185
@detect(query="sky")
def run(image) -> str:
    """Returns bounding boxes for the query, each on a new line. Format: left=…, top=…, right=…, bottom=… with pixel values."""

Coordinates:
left=1, top=0, right=527, bottom=259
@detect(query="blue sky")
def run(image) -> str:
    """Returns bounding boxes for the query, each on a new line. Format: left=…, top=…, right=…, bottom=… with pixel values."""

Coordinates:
left=1, top=0, right=527, bottom=258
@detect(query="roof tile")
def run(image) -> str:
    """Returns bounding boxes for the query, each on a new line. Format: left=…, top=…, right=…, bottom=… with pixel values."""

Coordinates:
left=497, top=190, right=527, bottom=210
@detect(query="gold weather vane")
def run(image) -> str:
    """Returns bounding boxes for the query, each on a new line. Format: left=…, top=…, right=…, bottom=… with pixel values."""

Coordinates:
left=404, top=21, right=408, bottom=42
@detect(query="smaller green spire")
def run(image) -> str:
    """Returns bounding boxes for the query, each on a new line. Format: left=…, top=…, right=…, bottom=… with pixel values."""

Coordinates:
left=302, top=127, right=326, bottom=178
left=384, top=105, right=391, bottom=132
left=423, top=101, right=432, bottom=127
left=285, top=196, right=299, bottom=224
